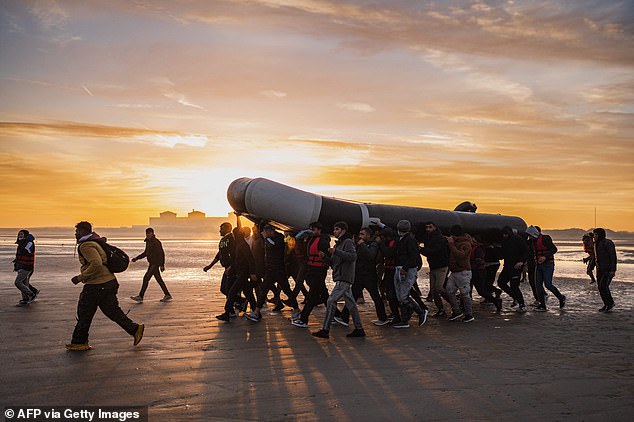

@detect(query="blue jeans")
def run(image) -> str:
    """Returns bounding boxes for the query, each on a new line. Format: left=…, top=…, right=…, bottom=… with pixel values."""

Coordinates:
left=535, top=261, right=563, bottom=305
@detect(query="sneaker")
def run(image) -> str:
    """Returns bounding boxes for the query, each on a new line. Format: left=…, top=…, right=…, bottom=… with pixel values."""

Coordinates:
left=463, top=315, right=475, bottom=323
left=392, top=321, right=410, bottom=329
left=333, top=316, right=349, bottom=327
left=605, top=304, right=614, bottom=313
left=535, top=305, right=547, bottom=312
left=559, top=295, right=566, bottom=309
left=372, top=319, right=390, bottom=326
left=598, top=306, right=607, bottom=312
left=448, top=312, right=464, bottom=321
left=133, top=324, right=144, bottom=346
left=346, top=328, right=366, bottom=337
left=271, top=302, right=284, bottom=313
left=65, top=343, right=92, bottom=351
left=494, top=298, right=502, bottom=312
left=432, top=310, right=446, bottom=318
left=160, top=295, right=173, bottom=302
left=291, top=309, right=302, bottom=320
left=291, top=319, right=308, bottom=328
left=386, top=316, right=394, bottom=323
left=531, top=300, right=541, bottom=307
left=215, top=313, right=231, bottom=322
left=312, top=329, right=329, bottom=339
left=517, top=305, right=527, bottom=313
left=16, top=299, right=29, bottom=307
left=130, top=295, right=143, bottom=303
left=418, top=309, right=429, bottom=326
left=31, top=288, right=40, bottom=299
left=510, top=300, right=517, bottom=308
left=245, top=312, right=261, bottom=322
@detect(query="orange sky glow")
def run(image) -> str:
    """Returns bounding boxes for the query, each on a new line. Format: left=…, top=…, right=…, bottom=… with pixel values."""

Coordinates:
left=1, top=1, right=633, bottom=230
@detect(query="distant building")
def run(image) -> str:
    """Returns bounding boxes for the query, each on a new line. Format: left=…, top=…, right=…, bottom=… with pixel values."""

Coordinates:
left=149, top=210, right=232, bottom=232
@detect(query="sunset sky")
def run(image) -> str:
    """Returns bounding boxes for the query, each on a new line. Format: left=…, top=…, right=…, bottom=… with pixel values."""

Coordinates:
left=1, top=0, right=633, bottom=230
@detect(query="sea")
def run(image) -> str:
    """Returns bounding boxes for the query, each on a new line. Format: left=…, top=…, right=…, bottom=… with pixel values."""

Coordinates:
left=2, top=232, right=632, bottom=285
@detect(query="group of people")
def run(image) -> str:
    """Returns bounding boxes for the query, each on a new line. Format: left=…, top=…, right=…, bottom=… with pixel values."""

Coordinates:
left=10, top=217, right=618, bottom=349
left=201, top=216, right=619, bottom=340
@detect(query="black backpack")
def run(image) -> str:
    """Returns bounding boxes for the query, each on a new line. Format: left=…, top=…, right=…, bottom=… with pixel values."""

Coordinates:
left=79, top=240, right=130, bottom=273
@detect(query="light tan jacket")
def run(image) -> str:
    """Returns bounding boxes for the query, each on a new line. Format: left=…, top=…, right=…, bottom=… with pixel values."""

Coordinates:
left=76, top=241, right=116, bottom=285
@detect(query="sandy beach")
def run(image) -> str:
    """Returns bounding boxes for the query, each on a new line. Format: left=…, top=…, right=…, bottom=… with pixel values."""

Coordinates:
left=1, top=268, right=633, bottom=421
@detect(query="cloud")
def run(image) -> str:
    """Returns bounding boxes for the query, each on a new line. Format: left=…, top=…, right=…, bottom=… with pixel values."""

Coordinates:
left=337, top=102, right=375, bottom=113
left=136, top=134, right=208, bottom=148
left=0, top=121, right=207, bottom=148
left=260, top=90, right=287, bottom=99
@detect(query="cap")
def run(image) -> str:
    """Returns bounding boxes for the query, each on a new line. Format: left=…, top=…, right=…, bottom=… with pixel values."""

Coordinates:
left=397, top=220, right=411, bottom=232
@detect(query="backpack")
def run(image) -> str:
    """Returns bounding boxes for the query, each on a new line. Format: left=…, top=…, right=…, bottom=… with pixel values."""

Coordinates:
left=79, top=240, right=130, bottom=273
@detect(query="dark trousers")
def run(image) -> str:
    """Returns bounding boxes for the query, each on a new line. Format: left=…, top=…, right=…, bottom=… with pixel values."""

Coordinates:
left=220, top=268, right=235, bottom=296
left=139, top=264, right=170, bottom=298
left=71, top=280, right=138, bottom=344
left=471, top=268, right=495, bottom=300
left=383, top=269, right=401, bottom=323
left=299, top=266, right=329, bottom=323
left=497, top=266, right=524, bottom=306
left=485, top=264, right=502, bottom=297
left=225, top=273, right=256, bottom=313
left=597, top=271, right=614, bottom=307
left=290, top=262, right=309, bottom=301
left=527, top=261, right=539, bottom=302
left=257, top=269, right=298, bottom=309
left=340, top=273, right=388, bottom=323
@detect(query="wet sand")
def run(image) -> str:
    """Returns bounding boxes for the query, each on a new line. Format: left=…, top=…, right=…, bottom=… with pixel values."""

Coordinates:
left=1, top=275, right=633, bottom=421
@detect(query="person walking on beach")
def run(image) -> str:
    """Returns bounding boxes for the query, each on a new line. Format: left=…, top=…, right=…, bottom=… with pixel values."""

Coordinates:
left=13, top=229, right=40, bottom=306
left=377, top=227, right=402, bottom=325
left=419, top=221, right=450, bottom=317
left=526, top=226, right=566, bottom=311
left=312, top=221, right=365, bottom=339
left=203, top=222, right=235, bottom=297
left=593, top=228, right=617, bottom=312
left=498, top=226, right=529, bottom=312
left=130, top=228, right=172, bottom=303
left=66, top=221, right=144, bottom=351
left=446, top=225, right=475, bottom=322
left=392, top=220, right=428, bottom=329
left=216, top=227, right=257, bottom=321
left=337, top=227, right=388, bottom=326
left=291, top=222, right=331, bottom=328
left=582, top=233, right=597, bottom=284
left=246, top=224, right=300, bottom=322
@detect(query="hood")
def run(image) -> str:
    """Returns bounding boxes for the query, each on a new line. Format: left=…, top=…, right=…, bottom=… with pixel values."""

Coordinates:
left=525, top=225, right=540, bottom=239
left=78, top=232, right=107, bottom=244
left=16, top=230, right=35, bottom=244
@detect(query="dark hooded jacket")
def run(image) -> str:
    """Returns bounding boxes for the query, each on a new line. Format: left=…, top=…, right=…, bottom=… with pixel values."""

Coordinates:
left=14, top=232, right=36, bottom=271
left=500, top=227, right=529, bottom=267
left=594, top=229, right=617, bottom=274
left=395, top=233, right=420, bottom=271
left=134, top=236, right=165, bottom=266
left=419, top=229, right=449, bottom=270
left=355, top=239, right=378, bottom=279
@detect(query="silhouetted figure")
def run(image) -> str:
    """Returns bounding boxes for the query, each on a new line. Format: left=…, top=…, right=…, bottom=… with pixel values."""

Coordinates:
left=593, top=228, right=617, bottom=312
left=130, top=228, right=172, bottom=303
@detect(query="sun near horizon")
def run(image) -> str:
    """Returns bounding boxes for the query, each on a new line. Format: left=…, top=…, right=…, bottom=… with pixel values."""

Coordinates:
left=1, top=1, right=632, bottom=231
